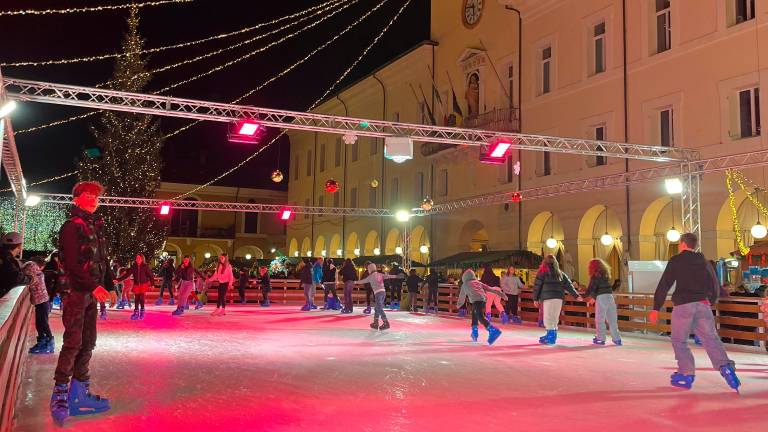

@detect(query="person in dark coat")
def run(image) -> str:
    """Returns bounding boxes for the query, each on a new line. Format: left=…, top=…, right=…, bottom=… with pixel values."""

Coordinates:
left=340, top=258, right=357, bottom=313
left=387, top=263, right=407, bottom=309
left=116, top=254, right=154, bottom=321
left=533, top=254, right=581, bottom=345
left=258, top=266, right=271, bottom=307
left=0, top=232, right=28, bottom=299
left=157, top=258, right=176, bottom=306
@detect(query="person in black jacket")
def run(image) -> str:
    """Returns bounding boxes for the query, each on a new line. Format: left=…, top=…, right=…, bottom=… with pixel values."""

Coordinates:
left=258, top=266, right=271, bottom=307
left=0, top=232, right=29, bottom=299
left=322, top=258, right=341, bottom=310
left=156, top=258, right=175, bottom=306
left=387, top=263, right=406, bottom=309
left=237, top=268, right=250, bottom=304
left=116, top=254, right=154, bottom=321
left=533, top=254, right=582, bottom=345
left=340, top=258, right=357, bottom=313
left=583, top=258, right=621, bottom=346
left=405, top=269, right=425, bottom=312
left=50, top=181, right=113, bottom=425
left=424, top=270, right=440, bottom=314
left=299, top=259, right=314, bottom=311
left=649, top=233, right=740, bottom=392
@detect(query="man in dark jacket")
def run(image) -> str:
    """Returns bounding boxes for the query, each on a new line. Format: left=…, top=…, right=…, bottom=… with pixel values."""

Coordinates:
left=50, top=181, right=113, bottom=425
left=649, top=233, right=740, bottom=392
left=157, top=258, right=175, bottom=306
left=299, top=260, right=314, bottom=311
left=387, top=263, right=406, bottom=309
left=340, top=259, right=357, bottom=313
left=0, top=232, right=29, bottom=299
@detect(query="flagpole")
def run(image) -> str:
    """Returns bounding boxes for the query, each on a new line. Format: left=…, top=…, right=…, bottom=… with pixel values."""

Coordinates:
left=426, top=65, right=446, bottom=117
left=479, top=38, right=512, bottom=107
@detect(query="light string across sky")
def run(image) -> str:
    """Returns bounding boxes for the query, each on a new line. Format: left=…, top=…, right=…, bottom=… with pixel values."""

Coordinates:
left=0, top=0, right=194, bottom=17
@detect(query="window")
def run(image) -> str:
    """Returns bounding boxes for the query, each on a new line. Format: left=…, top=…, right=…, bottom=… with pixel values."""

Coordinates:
left=334, top=138, right=342, bottom=167
left=306, top=150, right=312, bottom=176
left=595, top=125, right=607, bottom=166
left=655, top=0, right=671, bottom=54
left=506, top=153, right=516, bottom=183
left=369, top=187, right=377, bottom=208
left=333, top=191, right=340, bottom=208
left=593, top=22, right=606, bottom=75
left=543, top=152, right=551, bottom=176
left=351, top=140, right=359, bottom=162
left=507, top=64, right=515, bottom=108
left=319, top=143, right=326, bottom=172
left=318, top=196, right=324, bottom=218
left=731, top=0, right=755, bottom=26
left=170, top=197, right=199, bottom=237
left=390, top=178, right=399, bottom=204
left=660, top=108, right=674, bottom=147
left=738, top=87, right=761, bottom=138
left=293, top=156, right=299, bottom=181
left=415, top=172, right=425, bottom=201
left=370, top=139, right=378, bottom=155
left=438, top=169, right=448, bottom=197
left=350, top=187, right=358, bottom=208
left=541, top=46, right=552, bottom=94
left=304, top=199, right=310, bottom=220
left=243, top=199, right=259, bottom=234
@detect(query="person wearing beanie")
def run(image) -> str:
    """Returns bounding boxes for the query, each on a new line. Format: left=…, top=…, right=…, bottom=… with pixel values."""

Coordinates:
left=354, top=263, right=404, bottom=330
left=456, top=269, right=506, bottom=345
left=0, top=231, right=29, bottom=299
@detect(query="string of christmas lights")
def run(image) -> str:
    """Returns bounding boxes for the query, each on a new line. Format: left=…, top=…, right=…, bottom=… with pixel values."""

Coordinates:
left=164, top=0, right=392, bottom=139
left=15, top=0, right=354, bottom=135
left=1, top=0, right=346, bottom=67
left=0, top=198, right=66, bottom=251
left=0, top=0, right=193, bottom=16
left=0, top=170, right=79, bottom=193
left=726, top=170, right=751, bottom=255
left=173, top=0, right=414, bottom=199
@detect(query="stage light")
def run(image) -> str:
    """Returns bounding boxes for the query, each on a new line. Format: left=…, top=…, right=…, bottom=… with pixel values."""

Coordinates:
left=480, top=139, right=515, bottom=164
left=395, top=210, right=411, bottom=222
left=0, top=100, right=17, bottom=117
left=665, top=178, right=683, bottom=194
left=419, top=245, right=429, bottom=254
left=238, top=121, right=260, bottom=135
left=545, top=237, right=558, bottom=249
left=280, top=209, right=292, bottom=220
left=666, top=228, right=681, bottom=242
left=353, top=248, right=360, bottom=256
left=511, top=192, right=522, bottom=203
left=228, top=120, right=264, bottom=144
left=395, top=246, right=403, bottom=254
left=373, top=247, right=381, bottom=256
left=600, top=233, right=614, bottom=246
left=24, top=195, right=41, bottom=207
left=245, top=254, right=252, bottom=260
left=159, top=201, right=171, bottom=216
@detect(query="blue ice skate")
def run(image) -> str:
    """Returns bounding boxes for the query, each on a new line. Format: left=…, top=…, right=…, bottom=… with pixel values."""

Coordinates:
left=130, top=310, right=139, bottom=320
left=184, top=302, right=190, bottom=310
left=592, top=337, right=606, bottom=345
left=720, top=364, right=741, bottom=393
left=501, top=312, right=510, bottom=324
left=155, top=298, right=163, bottom=306
left=612, top=339, right=623, bottom=346
left=363, top=306, right=372, bottom=314
left=169, top=298, right=175, bottom=306
left=172, top=307, right=184, bottom=316
left=471, top=326, right=478, bottom=342
left=670, top=372, right=695, bottom=389
left=44, top=336, right=55, bottom=354
left=539, top=329, right=557, bottom=345
left=29, top=336, right=47, bottom=354
left=195, top=300, right=204, bottom=310
left=68, top=379, right=110, bottom=417
left=99, top=309, right=107, bottom=320
left=511, top=315, right=523, bottom=324
left=485, top=312, right=492, bottom=322
left=139, top=309, right=145, bottom=320
left=300, top=303, right=311, bottom=311
left=310, top=303, right=318, bottom=310
left=487, top=326, right=502, bottom=346
left=458, top=308, right=466, bottom=318
left=693, top=335, right=702, bottom=345
left=116, top=300, right=125, bottom=310
left=50, top=383, right=69, bottom=426
left=261, top=299, right=271, bottom=307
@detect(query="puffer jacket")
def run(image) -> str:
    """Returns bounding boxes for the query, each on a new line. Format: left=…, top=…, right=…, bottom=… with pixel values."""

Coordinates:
left=584, top=276, right=613, bottom=299
left=457, top=269, right=507, bottom=306
left=118, top=262, right=154, bottom=285
left=533, top=271, right=578, bottom=302
left=58, top=205, right=115, bottom=293
left=340, top=263, right=358, bottom=282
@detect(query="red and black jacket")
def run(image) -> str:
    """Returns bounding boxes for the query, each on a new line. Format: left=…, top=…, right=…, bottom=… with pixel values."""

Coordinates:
left=58, top=206, right=115, bottom=293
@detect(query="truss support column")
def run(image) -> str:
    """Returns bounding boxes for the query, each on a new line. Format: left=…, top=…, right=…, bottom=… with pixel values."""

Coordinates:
left=681, top=162, right=702, bottom=249
left=401, top=221, right=411, bottom=270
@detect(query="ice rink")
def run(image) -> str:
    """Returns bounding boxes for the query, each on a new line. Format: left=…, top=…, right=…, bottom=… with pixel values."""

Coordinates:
left=13, top=304, right=767, bottom=432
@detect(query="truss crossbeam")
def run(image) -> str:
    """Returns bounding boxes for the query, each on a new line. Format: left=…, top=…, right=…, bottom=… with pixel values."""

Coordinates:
left=3, top=77, right=696, bottom=162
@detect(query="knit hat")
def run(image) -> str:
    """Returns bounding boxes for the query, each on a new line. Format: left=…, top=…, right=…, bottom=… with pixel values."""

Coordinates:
left=1, top=232, right=22, bottom=246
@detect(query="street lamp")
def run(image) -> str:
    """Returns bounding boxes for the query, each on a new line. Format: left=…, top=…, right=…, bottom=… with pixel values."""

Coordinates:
left=270, top=247, right=276, bottom=253
left=245, top=254, right=252, bottom=260
left=354, top=248, right=361, bottom=256
left=395, top=246, right=403, bottom=254
left=24, top=195, right=41, bottom=207
left=751, top=188, right=767, bottom=239
left=373, top=247, right=381, bottom=256
left=666, top=197, right=681, bottom=242
left=204, top=252, right=211, bottom=259
left=307, top=250, right=312, bottom=257
left=321, top=250, right=327, bottom=257
left=600, top=206, right=614, bottom=246
left=336, top=249, right=343, bottom=257
left=545, top=212, right=558, bottom=249
left=294, top=251, right=299, bottom=257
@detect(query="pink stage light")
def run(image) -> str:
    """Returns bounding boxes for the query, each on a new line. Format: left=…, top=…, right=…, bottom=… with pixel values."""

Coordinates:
left=479, top=139, right=515, bottom=165
left=489, top=141, right=512, bottom=158
left=280, top=209, right=292, bottom=220
left=238, top=121, right=260, bottom=136
left=159, top=202, right=171, bottom=216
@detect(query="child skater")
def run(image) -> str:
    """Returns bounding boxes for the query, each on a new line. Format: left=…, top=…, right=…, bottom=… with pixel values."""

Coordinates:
left=354, top=263, right=404, bottom=330
left=649, top=233, right=740, bottom=392
left=405, top=269, right=424, bottom=312
left=501, top=266, right=525, bottom=324
left=171, top=256, right=204, bottom=316
left=116, top=254, right=153, bottom=321
left=584, top=258, right=622, bottom=346
left=456, top=269, right=506, bottom=345
left=258, top=266, right=271, bottom=307
left=26, top=257, right=55, bottom=354
left=194, top=269, right=209, bottom=310
left=533, top=254, right=582, bottom=345
left=237, top=267, right=250, bottom=304
left=208, top=253, right=234, bottom=316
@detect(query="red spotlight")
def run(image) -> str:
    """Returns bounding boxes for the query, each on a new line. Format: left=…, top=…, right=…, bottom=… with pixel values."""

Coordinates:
left=238, top=121, right=260, bottom=135
left=228, top=120, right=263, bottom=143
left=159, top=201, right=171, bottom=216
left=480, top=138, right=515, bottom=164
left=280, top=209, right=292, bottom=220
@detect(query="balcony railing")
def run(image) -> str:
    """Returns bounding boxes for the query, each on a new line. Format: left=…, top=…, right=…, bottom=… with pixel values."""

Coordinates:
left=421, top=107, right=520, bottom=157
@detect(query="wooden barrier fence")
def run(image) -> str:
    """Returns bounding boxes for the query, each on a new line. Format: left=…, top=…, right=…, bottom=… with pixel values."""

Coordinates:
left=0, top=287, right=33, bottom=432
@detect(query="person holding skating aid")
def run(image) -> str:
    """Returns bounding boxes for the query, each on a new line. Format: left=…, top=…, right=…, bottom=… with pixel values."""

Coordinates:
left=533, top=254, right=582, bottom=345
left=116, top=254, right=154, bottom=321
left=649, top=233, right=740, bottom=392
left=456, top=269, right=505, bottom=345
left=583, top=258, right=622, bottom=346
left=354, top=263, right=404, bottom=330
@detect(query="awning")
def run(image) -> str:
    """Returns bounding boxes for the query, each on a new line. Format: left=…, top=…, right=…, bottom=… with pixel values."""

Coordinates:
left=428, top=250, right=542, bottom=269
left=351, top=254, right=426, bottom=268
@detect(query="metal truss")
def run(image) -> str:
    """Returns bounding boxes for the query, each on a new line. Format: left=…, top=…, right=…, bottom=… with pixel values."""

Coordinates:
left=37, top=194, right=398, bottom=217
left=428, top=149, right=768, bottom=215
left=3, top=77, right=696, bottom=162
left=0, top=70, right=27, bottom=200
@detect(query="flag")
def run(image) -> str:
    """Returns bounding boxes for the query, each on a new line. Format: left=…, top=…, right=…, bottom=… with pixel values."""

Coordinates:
left=449, top=89, right=463, bottom=126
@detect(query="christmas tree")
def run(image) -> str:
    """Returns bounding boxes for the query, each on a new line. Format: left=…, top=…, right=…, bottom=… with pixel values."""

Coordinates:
left=77, top=6, right=166, bottom=264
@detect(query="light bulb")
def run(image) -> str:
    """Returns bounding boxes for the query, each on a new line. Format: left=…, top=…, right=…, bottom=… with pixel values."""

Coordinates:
left=353, top=248, right=360, bottom=256
left=395, top=210, right=411, bottom=222
left=600, top=233, right=614, bottom=246
left=294, top=251, right=299, bottom=257
left=751, top=223, right=768, bottom=239
left=204, top=252, right=211, bottom=259
left=245, top=254, right=252, bottom=260
left=666, top=228, right=681, bottom=242
left=419, top=245, right=429, bottom=254
left=336, top=249, right=343, bottom=257
left=307, top=251, right=312, bottom=257
left=665, top=178, right=683, bottom=194
left=545, top=237, right=558, bottom=249
left=373, top=248, right=381, bottom=256
left=395, top=246, right=403, bottom=254
left=321, top=250, right=327, bottom=257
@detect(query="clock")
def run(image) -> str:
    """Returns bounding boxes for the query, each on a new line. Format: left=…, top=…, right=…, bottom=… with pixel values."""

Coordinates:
left=462, top=0, right=483, bottom=28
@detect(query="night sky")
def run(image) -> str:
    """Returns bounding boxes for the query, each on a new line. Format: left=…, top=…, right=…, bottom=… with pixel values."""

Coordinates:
left=0, top=0, right=430, bottom=194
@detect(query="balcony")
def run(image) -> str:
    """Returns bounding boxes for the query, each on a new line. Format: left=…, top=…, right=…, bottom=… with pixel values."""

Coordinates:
left=421, top=107, right=520, bottom=157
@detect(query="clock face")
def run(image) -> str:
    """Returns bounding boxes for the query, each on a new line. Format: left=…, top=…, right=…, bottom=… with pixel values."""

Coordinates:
left=463, top=0, right=483, bottom=27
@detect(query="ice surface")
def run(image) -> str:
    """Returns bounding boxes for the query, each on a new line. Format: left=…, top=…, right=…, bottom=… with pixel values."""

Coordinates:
left=13, top=305, right=767, bottom=431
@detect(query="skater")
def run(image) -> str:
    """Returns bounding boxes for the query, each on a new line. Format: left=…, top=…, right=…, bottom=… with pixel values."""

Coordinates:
left=258, top=266, right=271, bottom=306
left=456, top=269, right=505, bottom=345
left=584, top=258, right=622, bottom=345
left=171, top=256, right=204, bottom=316
left=340, top=258, right=357, bottom=313
left=156, top=258, right=175, bottom=306
left=116, top=254, right=153, bottom=321
left=117, top=268, right=133, bottom=311
left=51, top=181, right=113, bottom=425
left=360, top=261, right=373, bottom=314
left=299, top=259, right=315, bottom=311
left=193, top=269, right=209, bottom=310
left=237, top=267, right=250, bottom=304
left=533, top=254, right=582, bottom=345
left=484, top=288, right=505, bottom=323
left=208, top=253, right=234, bottom=316
left=501, top=266, right=525, bottom=324
left=25, top=257, right=54, bottom=354
left=405, top=269, right=424, bottom=312
left=648, top=233, right=741, bottom=392
left=322, top=258, right=341, bottom=310
left=387, top=262, right=406, bottom=309
left=0, top=231, right=28, bottom=299
left=424, top=270, right=440, bottom=313
left=354, top=263, right=404, bottom=330
left=479, top=264, right=502, bottom=322
left=44, top=252, right=67, bottom=311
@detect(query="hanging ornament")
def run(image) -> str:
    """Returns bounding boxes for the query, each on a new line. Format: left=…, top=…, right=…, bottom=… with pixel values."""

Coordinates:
left=325, top=179, right=340, bottom=193
left=511, top=192, right=522, bottom=203
left=421, top=197, right=434, bottom=211
left=370, top=178, right=379, bottom=188
left=513, top=160, right=521, bottom=176
left=342, top=133, right=358, bottom=145
left=270, top=169, right=284, bottom=183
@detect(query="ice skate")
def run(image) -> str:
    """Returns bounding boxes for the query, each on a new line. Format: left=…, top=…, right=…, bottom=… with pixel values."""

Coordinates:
left=485, top=312, right=492, bottom=322
left=184, top=303, right=190, bottom=310
left=139, top=309, right=145, bottom=320
left=458, top=308, right=466, bottom=317
left=220, top=308, right=226, bottom=316
left=379, top=320, right=390, bottom=330
left=592, top=337, right=606, bottom=345
left=44, top=336, right=55, bottom=353
left=116, top=300, right=125, bottom=310
left=99, top=309, right=107, bottom=320
left=612, top=339, right=623, bottom=346
left=539, top=329, right=556, bottom=345
left=261, top=299, right=270, bottom=307
left=171, top=307, right=184, bottom=316
left=487, top=326, right=502, bottom=345
left=511, top=315, right=523, bottom=324
left=29, top=336, right=47, bottom=354
left=471, top=326, right=478, bottom=342
left=155, top=298, right=163, bottom=306
left=130, top=310, right=139, bottom=320
left=52, top=295, right=61, bottom=309
left=169, top=298, right=175, bottom=306
left=68, top=379, right=110, bottom=417
left=370, top=320, right=380, bottom=330
left=363, top=306, right=372, bottom=314
left=693, top=335, right=702, bottom=345
left=50, top=383, right=69, bottom=426
left=195, top=300, right=204, bottom=310
left=311, top=303, right=318, bottom=310
left=501, top=312, right=509, bottom=324
left=300, top=303, right=311, bottom=311
left=720, top=364, right=741, bottom=393
left=670, top=372, right=695, bottom=390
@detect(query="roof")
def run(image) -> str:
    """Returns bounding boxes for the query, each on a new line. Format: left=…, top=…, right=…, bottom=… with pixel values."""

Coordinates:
left=428, top=250, right=543, bottom=269
left=351, top=254, right=426, bottom=268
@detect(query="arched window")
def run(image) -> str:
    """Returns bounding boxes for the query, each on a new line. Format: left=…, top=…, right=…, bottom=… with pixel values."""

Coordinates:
left=170, top=197, right=199, bottom=237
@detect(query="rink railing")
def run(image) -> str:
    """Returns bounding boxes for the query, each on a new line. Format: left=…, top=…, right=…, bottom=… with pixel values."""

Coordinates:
left=0, top=286, right=34, bottom=432
left=142, top=279, right=767, bottom=351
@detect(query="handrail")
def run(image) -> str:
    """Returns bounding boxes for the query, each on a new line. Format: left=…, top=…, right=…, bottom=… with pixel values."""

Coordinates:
left=0, top=286, right=33, bottom=432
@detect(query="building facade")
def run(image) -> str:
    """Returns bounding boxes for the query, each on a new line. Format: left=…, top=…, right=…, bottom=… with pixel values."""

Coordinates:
left=156, top=182, right=287, bottom=265
left=287, top=0, right=767, bottom=284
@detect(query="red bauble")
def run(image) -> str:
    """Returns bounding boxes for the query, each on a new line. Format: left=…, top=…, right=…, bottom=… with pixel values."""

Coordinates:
left=511, top=192, right=522, bottom=203
left=325, top=179, right=340, bottom=193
